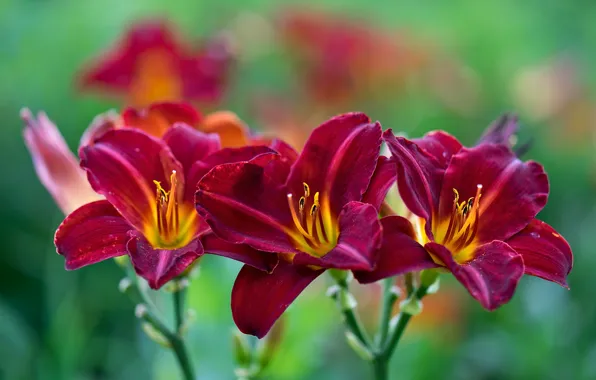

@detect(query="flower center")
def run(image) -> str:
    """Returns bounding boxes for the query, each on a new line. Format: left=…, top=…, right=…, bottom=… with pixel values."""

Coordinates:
left=286, top=182, right=338, bottom=257
left=146, top=170, right=197, bottom=250
left=437, top=184, right=483, bottom=263
left=130, top=50, right=183, bottom=107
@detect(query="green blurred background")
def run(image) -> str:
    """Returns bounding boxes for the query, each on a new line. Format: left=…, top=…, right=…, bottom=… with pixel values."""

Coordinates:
left=1, top=0, right=595, bottom=379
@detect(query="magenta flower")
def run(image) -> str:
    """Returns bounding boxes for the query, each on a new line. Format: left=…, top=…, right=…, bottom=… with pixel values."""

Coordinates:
left=356, top=129, right=573, bottom=310
left=55, top=125, right=277, bottom=289
left=196, top=113, right=395, bottom=337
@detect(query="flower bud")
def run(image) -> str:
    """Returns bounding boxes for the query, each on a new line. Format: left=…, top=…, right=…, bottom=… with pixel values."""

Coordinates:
left=399, top=296, right=423, bottom=316
left=232, top=329, right=253, bottom=368
left=141, top=322, right=171, bottom=348
left=345, top=331, right=373, bottom=361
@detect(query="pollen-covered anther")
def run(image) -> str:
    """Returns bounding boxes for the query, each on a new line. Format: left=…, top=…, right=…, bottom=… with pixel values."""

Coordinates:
left=287, top=183, right=333, bottom=257
left=153, top=170, right=180, bottom=243
left=442, top=184, right=483, bottom=255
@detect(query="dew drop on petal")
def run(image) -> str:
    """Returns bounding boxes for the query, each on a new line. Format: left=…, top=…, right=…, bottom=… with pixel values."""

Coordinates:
left=530, top=232, right=540, bottom=238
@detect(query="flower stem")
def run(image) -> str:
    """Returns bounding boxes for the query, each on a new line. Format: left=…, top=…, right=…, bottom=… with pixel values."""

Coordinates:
left=330, top=272, right=373, bottom=348
left=372, top=355, right=389, bottom=380
left=138, top=307, right=196, bottom=380
left=376, top=277, right=397, bottom=348
left=173, top=284, right=185, bottom=333
left=384, top=284, right=429, bottom=358
left=121, top=262, right=196, bottom=380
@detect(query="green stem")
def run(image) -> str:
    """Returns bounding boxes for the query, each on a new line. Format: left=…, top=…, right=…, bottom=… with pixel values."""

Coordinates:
left=376, top=277, right=397, bottom=348
left=121, top=263, right=196, bottom=380
left=372, top=355, right=389, bottom=380
left=173, top=285, right=185, bottom=333
left=140, top=309, right=196, bottom=380
left=384, top=285, right=428, bottom=358
left=333, top=275, right=372, bottom=348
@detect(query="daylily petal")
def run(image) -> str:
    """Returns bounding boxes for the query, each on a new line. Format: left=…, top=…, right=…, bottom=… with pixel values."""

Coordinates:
left=362, top=156, right=397, bottom=211
left=412, top=130, right=462, bottom=168
left=187, top=145, right=277, bottom=196
left=476, top=114, right=518, bottom=146
left=268, top=139, right=299, bottom=164
left=55, top=200, right=130, bottom=269
left=286, top=113, right=382, bottom=216
left=180, top=36, right=234, bottom=104
left=122, top=102, right=201, bottom=138
left=354, top=216, right=439, bottom=284
left=196, top=153, right=296, bottom=253
left=80, top=128, right=182, bottom=230
left=292, top=202, right=381, bottom=271
left=79, top=21, right=180, bottom=92
left=22, top=109, right=102, bottom=214
left=426, top=241, right=524, bottom=310
left=439, top=144, right=548, bottom=243
left=383, top=130, right=444, bottom=224
left=127, top=231, right=203, bottom=289
left=507, top=219, right=573, bottom=287
left=200, top=110, right=250, bottom=148
left=231, top=261, right=323, bottom=338
left=201, top=233, right=279, bottom=273
left=79, top=110, right=122, bottom=149
left=162, top=124, right=221, bottom=201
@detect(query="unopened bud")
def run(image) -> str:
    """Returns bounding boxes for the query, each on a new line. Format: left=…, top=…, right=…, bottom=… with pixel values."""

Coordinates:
left=337, top=289, right=358, bottom=311
left=256, top=316, right=285, bottom=369
left=326, top=285, right=341, bottom=300
left=399, top=297, right=423, bottom=316
left=141, top=322, right=171, bottom=348
left=113, top=255, right=129, bottom=268
left=232, top=330, right=253, bottom=367
left=134, top=304, right=148, bottom=319
left=420, top=269, right=440, bottom=294
left=345, top=331, right=373, bottom=361
left=118, top=277, right=132, bottom=293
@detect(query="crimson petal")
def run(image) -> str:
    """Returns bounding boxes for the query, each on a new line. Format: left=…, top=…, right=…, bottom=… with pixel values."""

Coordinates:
left=354, top=216, right=439, bottom=284
left=268, top=138, right=299, bottom=164
left=201, top=233, right=279, bottom=273
left=196, top=153, right=296, bottom=253
left=188, top=145, right=277, bottom=190
left=507, top=219, right=573, bottom=287
left=80, top=128, right=182, bottom=231
left=412, top=130, right=462, bottom=168
left=286, top=113, right=382, bottom=216
left=426, top=241, right=524, bottom=310
left=293, top=202, right=381, bottom=271
left=362, top=156, right=396, bottom=211
left=127, top=231, right=203, bottom=289
left=477, top=114, right=518, bottom=146
left=231, top=261, right=323, bottom=338
left=383, top=130, right=445, bottom=224
left=55, top=200, right=130, bottom=270
left=439, top=144, right=548, bottom=243
left=163, top=124, right=221, bottom=201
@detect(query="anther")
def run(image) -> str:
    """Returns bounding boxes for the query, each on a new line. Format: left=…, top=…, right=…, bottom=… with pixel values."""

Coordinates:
left=303, top=182, right=310, bottom=198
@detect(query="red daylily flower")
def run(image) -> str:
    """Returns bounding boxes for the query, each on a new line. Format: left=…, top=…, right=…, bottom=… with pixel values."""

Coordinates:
left=196, top=113, right=395, bottom=338
left=79, top=20, right=233, bottom=107
left=55, top=125, right=278, bottom=289
left=278, top=8, right=427, bottom=105
left=22, top=109, right=103, bottom=215
left=356, top=129, right=573, bottom=310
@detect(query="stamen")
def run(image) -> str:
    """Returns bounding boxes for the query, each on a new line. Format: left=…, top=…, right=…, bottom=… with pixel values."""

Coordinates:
left=303, top=182, right=310, bottom=198
left=299, top=196, right=306, bottom=212
left=441, top=184, right=483, bottom=255
left=287, top=194, right=313, bottom=238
